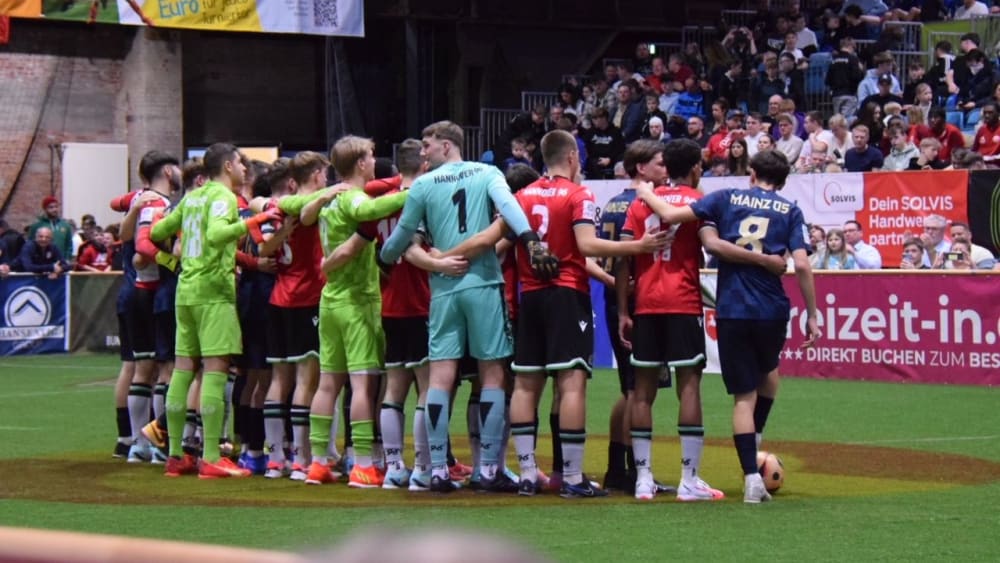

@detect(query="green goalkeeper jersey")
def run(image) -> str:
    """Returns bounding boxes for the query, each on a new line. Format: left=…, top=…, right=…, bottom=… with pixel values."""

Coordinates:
left=150, top=180, right=246, bottom=306
left=318, top=187, right=408, bottom=307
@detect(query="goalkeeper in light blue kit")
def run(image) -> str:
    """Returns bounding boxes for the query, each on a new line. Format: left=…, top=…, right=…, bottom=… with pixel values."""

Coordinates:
left=380, top=121, right=557, bottom=493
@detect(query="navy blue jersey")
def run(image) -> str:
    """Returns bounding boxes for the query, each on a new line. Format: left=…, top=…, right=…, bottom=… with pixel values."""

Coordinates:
left=690, top=186, right=808, bottom=321
left=596, top=188, right=636, bottom=303
left=115, top=239, right=138, bottom=315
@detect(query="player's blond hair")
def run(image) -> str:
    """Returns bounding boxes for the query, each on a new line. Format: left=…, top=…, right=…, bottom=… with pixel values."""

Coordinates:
left=330, top=136, right=374, bottom=180
left=291, top=151, right=330, bottom=185
left=421, top=121, right=464, bottom=150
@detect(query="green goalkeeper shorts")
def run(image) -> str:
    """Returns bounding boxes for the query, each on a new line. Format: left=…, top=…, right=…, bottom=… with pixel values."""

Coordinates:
left=175, top=303, right=241, bottom=358
left=319, top=300, right=385, bottom=374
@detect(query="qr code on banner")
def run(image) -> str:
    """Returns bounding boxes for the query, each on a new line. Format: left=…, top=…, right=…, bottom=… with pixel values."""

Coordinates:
left=314, top=0, right=339, bottom=27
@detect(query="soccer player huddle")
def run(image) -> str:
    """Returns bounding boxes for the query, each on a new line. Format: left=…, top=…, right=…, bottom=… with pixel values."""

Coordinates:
left=110, top=120, right=819, bottom=503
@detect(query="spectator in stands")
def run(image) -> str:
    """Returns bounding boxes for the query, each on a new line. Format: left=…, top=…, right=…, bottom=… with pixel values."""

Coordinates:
left=71, top=214, right=96, bottom=258
left=781, top=31, right=805, bottom=62
left=634, top=42, right=654, bottom=76
left=843, top=219, right=883, bottom=268
left=604, top=62, right=619, bottom=86
left=15, top=226, right=69, bottom=278
left=927, top=106, right=966, bottom=161
left=882, top=125, right=920, bottom=170
left=775, top=113, right=805, bottom=163
left=640, top=93, right=668, bottom=139
left=686, top=115, right=710, bottom=148
left=954, top=0, right=989, bottom=19
left=614, top=61, right=645, bottom=91
left=952, top=147, right=987, bottom=169
left=593, top=77, right=617, bottom=116
left=613, top=80, right=645, bottom=143
left=793, top=13, right=819, bottom=56
left=0, top=218, right=25, bottom=262
left=861, top=73, right=905, bottom=114
left=703, top=157, right=729, bottom=178
left=104, top=227, right=123, bottom=271
left=971, top=102, right=1000, bottom=165
left=906, top=137, right=950, bottom=169
left=955, top=49, right=995, bottom=112
left=557, top=115, right=589, bottom=171
left=673, top=77, right=705, bottom=122
left=828, top=37, right=866, bottom=119
left=819, top=13, right=845, bottom=52
left=939, top=240, right=976, bottom=270
left=706, top=107, right=744, bottom=161
left=845, top=124, right=885, bottom=171
left=804, top=110, right=836, bottom=155
left=778, top=52, right=806, bottom=109
left=902, top=61, right=929, bottom=108
left=494, top=104, right=547, bottom=167
left=722, top=26, right=758, bottom=71
left=76, top=229, right=112, bottom=272
left=716, top=60, right=749, bottom=111
left=920, top=213, right=950, bottom=266
left=796, top=139, right=831, bottom=173
left=856, top=101, right=885, bottom=145
left=580, top=83, right=598, bottom=129
left=779, top=98, right=808, bottom=139
left=809, top=224, right=826, bottom=255
left=558, top=83, right=585, bottom=117
left=645, top=56, right=670, bottom=97
left=764, top=94, right=784, bottom=133
left=645, top=116, right=669, bottom=144
left=751, top=60, right=786, bottom=114
left=28, top=196, right=73, bottom=261
left=843, top=0, right=890, bottom=18
left=899, top=238, right=928, bottom=269
left=502, top=137, right=532, bottom=172
left=765, top=14, right=792, bottom=52
left=858, top=52, right=903, bottom=101
left=744, top=112, right=768, bottom=157
left=664, top=53, right=695, bottom=98
left=828, top=114, right=856, bottom=162
left=911, top=82, right=934, bottom=123
left=613, top=161, right=628, bottom=179
left=879, top=114, right=905, bottom=154
left=812, top=228, right=858, bottom=269
left=842, top=5, right=875, bottom=40
left=584, top=107, right=625, bottom=179
left=726, top=138, right=751, bottom=176
left=949, top=221, right=997, bottom=268
left=708, top=98, right=729, bottom=134
left=756, top=133, right=776, bottom=153
left=947, top=33, right=993, bottom=100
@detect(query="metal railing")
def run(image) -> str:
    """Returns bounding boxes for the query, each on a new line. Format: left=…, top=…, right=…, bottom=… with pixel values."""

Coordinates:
left=462, top=126, right=483, bottom=161
left=521, top=91, right=559, bottom=112
left=883, top=21, right=924, bottom=52
left=681, top=25, right=718, bottom=48
left=479, top=108, right=523, bottom=154
left=721, top=10, right=756, bottom=30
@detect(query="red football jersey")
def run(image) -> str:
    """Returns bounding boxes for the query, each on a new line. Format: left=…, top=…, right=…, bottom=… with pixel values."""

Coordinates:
left=514, top=176, right=596, bottom=294
left=269, top=222, right=325, bottom=307
left=133, top=192, right=172, bottom=290
left=622, top=185, right=704, bottom=315
left=359, top=189, right=431, bottom=318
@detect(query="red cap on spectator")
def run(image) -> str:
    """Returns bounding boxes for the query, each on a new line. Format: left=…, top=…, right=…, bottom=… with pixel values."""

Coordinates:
left=41, top=196, right=58, bottom=209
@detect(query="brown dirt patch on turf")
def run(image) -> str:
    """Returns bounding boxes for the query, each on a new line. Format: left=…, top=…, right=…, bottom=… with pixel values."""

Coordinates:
left=3, top=439, right=999, bottom=508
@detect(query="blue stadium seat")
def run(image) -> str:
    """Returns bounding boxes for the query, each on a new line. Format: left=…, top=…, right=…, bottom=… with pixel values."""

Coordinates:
left=480, top=150, right=494, bottom=164
left=946, top=111, right=964, bottom=129
left=965, top=108, right=982, bottom=128
left=805, top=53, right=832, bottom=96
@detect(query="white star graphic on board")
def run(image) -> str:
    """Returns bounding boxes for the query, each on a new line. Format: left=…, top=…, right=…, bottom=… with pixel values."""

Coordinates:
left=783, top=348, right=793, bottom=360
left=794, top=349, right=804, bottom=360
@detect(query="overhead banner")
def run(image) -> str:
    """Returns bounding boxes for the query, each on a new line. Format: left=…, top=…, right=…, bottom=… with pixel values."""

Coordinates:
left=857, top=170, right=969, bottom=265
left=777, top=272, right=1000, bottom=386
left=0, top=0, right=364, bottom=37
left=589, top=170, right=970, bottom=268
left=0, top=275, right=68, bottom=356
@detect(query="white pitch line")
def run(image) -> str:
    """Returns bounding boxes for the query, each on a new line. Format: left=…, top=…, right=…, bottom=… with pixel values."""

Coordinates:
left=848, top=435, right=999, bottom=445
left=0, top=388, right=107, bottom=399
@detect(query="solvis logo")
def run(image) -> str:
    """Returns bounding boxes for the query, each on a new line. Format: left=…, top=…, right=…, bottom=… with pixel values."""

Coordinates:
left=817, top=178, right=863, bottom=211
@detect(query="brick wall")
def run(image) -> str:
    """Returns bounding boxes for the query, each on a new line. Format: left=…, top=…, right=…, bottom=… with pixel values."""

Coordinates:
left=0, top=22, right=131, bottom=232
